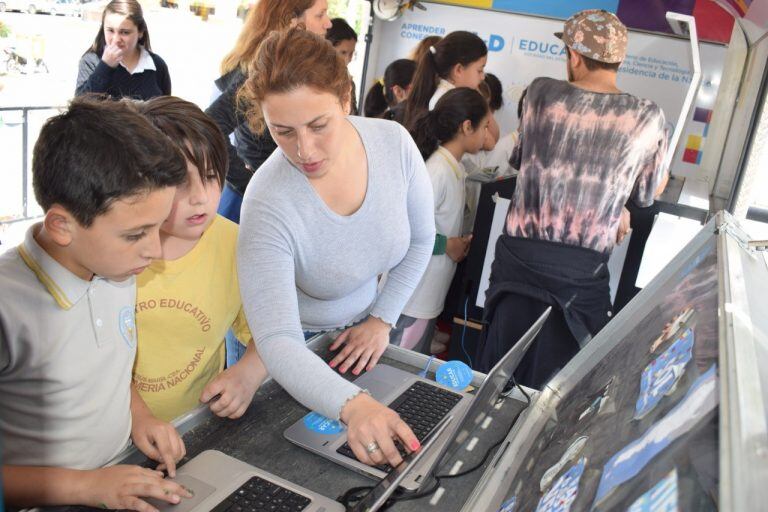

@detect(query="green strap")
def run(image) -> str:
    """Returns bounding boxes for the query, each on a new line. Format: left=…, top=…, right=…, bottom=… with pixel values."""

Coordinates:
left=433, top=234, right=447, bottom=255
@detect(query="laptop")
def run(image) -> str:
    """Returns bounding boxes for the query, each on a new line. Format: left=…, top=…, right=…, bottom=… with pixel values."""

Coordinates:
left=147, top=416, right=454, bottom=512
left=347, top=414, right=453, bottom=512
left=284, top=308, right=551, bottom=491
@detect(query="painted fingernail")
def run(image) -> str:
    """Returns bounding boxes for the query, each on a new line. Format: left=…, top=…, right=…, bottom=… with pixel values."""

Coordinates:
left=353, top=369, right=360, bottom=375
left=329, top=361, right=337, bottom=368
left=411, top=441, right=421, bottom=451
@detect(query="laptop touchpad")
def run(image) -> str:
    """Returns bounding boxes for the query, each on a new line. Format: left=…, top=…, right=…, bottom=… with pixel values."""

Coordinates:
left=146, top=474, right=216, bottom=512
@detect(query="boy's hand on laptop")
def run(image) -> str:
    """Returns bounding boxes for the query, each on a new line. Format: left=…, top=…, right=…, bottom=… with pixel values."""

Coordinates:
left=329, top=316, right=391, bottom=376
left=83, top=465, right=192, bottom=512
left=200, top=340, right=268, bottom=419
left=340, top=392, right=420, bottom=468
left=131, top=414, right=186, bottom=478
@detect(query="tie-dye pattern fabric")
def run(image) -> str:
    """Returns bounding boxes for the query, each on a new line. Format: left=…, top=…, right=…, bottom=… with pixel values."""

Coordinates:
left=507, top=77, right=668, bottom=254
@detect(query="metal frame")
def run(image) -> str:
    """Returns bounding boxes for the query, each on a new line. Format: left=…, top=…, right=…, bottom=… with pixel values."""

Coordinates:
left=717, top=214, right=768, bottom=510
left=662, top=12, right=702, bottom=178
left=0, top=105, right=62, bottom=224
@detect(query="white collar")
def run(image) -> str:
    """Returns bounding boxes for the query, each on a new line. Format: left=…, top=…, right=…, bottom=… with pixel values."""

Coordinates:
left=437, top=78, right=455, bottom=92
left=121, top=46, right=156, bottom=75
left=436, top=146, right=465, bottom=180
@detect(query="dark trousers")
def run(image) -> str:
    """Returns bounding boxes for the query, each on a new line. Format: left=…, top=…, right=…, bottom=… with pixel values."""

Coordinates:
left=484, top=294, right=580, bottom=389
left=475, top=235, right=611, bottom=389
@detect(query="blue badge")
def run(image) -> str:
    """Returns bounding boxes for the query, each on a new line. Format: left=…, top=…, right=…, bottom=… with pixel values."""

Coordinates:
left=303, top=412, right=345, bottom=434
left=627, top=469, right=678, bottom=512
left=436, top=360, right=473, bottom=391
left=635, top=328, right=694, bottom=419
left=499, top=497, right=517, bottom=512
left=536, top=458, right=585, bottom=512
left=119, top=306, right=136, bottom=348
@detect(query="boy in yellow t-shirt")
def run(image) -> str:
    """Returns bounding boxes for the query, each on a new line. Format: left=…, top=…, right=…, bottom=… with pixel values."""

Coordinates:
left=133, top=96, right=268, bottom=422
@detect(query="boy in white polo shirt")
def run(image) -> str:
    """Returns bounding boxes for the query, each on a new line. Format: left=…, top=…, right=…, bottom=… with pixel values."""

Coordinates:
left=0, top=98, right=193, bottom=511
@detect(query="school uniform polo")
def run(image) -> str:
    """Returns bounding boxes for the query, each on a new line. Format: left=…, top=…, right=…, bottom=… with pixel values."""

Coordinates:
left=0, top=224, right=136, bottom=469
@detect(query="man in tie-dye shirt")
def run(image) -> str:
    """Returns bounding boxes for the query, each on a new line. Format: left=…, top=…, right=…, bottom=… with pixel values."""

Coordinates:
left=507, top=12, right=668, bottom=253
left=477, top=10, right=669, bottom=388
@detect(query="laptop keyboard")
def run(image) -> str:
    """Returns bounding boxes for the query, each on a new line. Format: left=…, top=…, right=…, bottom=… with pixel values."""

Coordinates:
left=210, top=475, right=311, bottom=512
left=336, top=381, right=462, bottom=469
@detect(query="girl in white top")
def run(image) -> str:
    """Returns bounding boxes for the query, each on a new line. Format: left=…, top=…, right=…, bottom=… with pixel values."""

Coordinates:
left=391, top=88, right=492, bottom=352
left=402, top=31, right=488, bottom=131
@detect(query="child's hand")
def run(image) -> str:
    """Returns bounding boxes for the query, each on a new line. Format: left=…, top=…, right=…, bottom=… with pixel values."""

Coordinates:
left=446, top=235, right=472, bottom=262
left=131, top=415, right=186, bottom=478
left=200, top=340, right=268, bottom=419
left=101, top=43, right=124, bottom=68
left=82, top=465, right=192, bottom=512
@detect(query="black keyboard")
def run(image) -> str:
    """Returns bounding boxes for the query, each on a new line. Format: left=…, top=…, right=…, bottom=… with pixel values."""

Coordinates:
left=336, top=381, right=462, bottom=468
left=210, top=475, right=311, bottom=512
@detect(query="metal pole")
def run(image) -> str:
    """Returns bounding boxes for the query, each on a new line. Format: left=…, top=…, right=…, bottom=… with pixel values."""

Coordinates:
left=22, top=107, right=29, bottom=220
left=357, top=0, right=375, bottom=115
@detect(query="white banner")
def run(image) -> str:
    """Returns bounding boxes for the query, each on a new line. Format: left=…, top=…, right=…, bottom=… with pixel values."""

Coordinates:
left=366, top=3, right=727, bottom=182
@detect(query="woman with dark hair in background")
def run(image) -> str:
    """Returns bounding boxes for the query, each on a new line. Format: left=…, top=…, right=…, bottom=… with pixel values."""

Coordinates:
left=402, top=30, right=488, bottom=129
left=363, top=58, right=416, bottom=121
left=205, top=0, right=332, bottom=225
left=326, top=17, right=359, bottom=115
left=76, top=0, right=170, bottom=99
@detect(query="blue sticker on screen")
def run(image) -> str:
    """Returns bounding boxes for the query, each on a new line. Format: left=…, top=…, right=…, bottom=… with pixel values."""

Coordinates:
left=498, top=497, right=517, bottom=512
left=436, top=360, right=473, bottom=390
left=303, top=412, right=344, bottom=434
left=536, top=458, right=585, bottom=512
left=635, top=328, right=694, bottom=419
left=595, top=365, right=718, bottom=505
left=627, top=469, right=678, bottom=512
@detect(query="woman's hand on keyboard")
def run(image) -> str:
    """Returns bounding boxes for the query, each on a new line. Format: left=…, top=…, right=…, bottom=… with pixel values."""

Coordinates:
left=329, top=316, right=391, bottom=375
left=82, top=465, right=193, bottom=512
left=341, top=392, right=421, bottom=468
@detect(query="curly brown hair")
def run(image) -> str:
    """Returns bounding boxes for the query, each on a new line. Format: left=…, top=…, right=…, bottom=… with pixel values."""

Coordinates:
left=238, top=28, right=351, bottom=135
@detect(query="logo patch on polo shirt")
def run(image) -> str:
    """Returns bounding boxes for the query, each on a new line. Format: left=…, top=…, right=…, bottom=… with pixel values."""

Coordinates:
left=119, top=306, right=136, bottom=348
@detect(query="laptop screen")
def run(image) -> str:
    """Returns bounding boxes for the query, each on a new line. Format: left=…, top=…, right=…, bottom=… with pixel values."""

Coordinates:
left=429, top=307, right=551, bottom=471
left=349, top=415, right=454, bottom=512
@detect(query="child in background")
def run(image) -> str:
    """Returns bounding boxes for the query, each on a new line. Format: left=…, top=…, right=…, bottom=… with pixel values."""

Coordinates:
left=326, top=17, right=359, bottom=114
left=464, top=72, right=520, bottom=231
left=402, top=31, right=488, bottom=128
left=133, top=96, right=269, bottom=423
left=363, top=58, right=417, bottom=122
left=390, top=88, right=491, bottom=353
left=0, top=97, right=190, bottom=510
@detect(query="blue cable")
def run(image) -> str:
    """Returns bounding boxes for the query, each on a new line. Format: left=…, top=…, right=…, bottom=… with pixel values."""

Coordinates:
left=419, top=355, right=435, bottom=378
left=461, top=297, right=473, bottom=368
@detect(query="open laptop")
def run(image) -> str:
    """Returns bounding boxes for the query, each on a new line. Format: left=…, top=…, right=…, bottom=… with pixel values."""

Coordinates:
left=284, top=308, right=551, bottom=490
left=147, top=416, right=454, bottom=512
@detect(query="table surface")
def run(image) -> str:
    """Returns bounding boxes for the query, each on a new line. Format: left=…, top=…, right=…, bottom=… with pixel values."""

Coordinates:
left=46, top=339, right=528, bottom=512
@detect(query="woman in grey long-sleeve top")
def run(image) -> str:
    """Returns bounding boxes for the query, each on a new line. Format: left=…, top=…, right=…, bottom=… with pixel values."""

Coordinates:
left=237, top=28, right=435, bottom=469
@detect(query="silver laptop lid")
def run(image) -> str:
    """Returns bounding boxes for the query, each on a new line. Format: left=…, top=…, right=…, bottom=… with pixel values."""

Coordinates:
left=348, top=415, right=454, bottom=512
left=429, top=307, right=551, bottom=470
